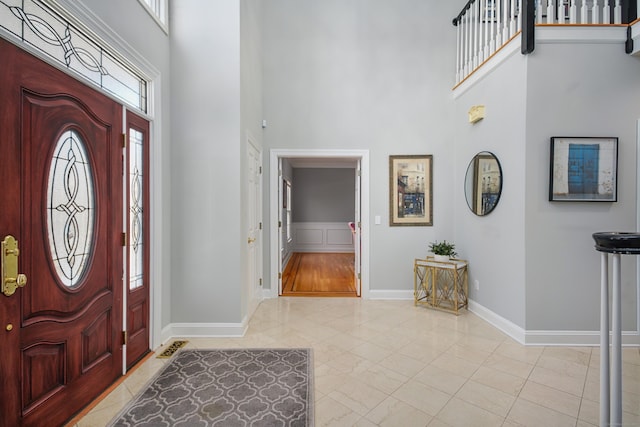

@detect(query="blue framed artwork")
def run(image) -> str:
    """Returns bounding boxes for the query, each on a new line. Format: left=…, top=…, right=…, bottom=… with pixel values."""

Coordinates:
left=549, top=137, right=618, bottom=202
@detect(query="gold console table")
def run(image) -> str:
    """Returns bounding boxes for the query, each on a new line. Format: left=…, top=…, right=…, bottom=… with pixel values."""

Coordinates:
left=414, top=257, right=468, bottom=315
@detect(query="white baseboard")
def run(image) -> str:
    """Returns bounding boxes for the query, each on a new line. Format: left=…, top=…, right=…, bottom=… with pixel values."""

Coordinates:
left=469, top=299, right=640, bottom=346
left=160, top=321, right=248, bottom=344
left=368, top=290, right=414, bottom=300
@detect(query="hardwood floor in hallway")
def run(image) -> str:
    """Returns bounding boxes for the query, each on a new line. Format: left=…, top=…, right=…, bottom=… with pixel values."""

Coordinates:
left=282, top=252, right=357, bottom=297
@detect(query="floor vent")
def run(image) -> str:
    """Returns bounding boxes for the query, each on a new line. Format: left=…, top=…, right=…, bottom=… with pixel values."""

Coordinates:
left=156, top=340, right=189, bottom=358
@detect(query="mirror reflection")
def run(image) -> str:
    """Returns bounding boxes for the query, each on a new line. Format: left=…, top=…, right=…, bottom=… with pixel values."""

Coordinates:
left=464, top=151, right=502, bottom=216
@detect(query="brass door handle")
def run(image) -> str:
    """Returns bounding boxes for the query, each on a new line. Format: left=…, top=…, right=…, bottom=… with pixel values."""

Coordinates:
left=2, top=235, right=27, bottom=297
left=247, top=237, right=256, bottom=244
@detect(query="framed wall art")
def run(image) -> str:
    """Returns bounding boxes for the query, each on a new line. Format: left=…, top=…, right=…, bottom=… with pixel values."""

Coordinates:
left=389, top=155, right=433, bottom=226
left=549, top=137, right=618, bottom=202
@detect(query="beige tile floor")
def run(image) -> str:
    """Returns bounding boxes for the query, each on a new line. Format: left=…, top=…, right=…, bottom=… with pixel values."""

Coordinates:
left=70, top=297, right=640, bottom=427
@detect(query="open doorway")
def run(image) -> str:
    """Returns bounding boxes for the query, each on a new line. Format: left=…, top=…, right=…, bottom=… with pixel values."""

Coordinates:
left=269, top=150, right=369, bottom=298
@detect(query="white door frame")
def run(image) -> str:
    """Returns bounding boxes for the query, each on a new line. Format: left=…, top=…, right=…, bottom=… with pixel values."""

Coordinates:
left=268, top=149, right=370, bottom=298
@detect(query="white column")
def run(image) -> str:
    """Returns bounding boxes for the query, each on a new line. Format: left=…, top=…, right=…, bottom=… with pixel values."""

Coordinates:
left=600, top=252, right=610, bottom=427
left=611, top=253, right=622, bottom=426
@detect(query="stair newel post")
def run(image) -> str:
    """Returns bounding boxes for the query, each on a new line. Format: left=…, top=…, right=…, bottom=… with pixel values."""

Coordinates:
left=521, top=0, right=535, bottom=54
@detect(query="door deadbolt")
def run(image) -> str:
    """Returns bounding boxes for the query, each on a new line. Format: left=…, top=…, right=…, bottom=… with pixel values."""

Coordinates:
left=1, top=235, right=27, bottom=297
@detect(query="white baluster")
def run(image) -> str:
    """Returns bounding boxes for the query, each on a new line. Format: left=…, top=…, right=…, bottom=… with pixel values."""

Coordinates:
left=472, top=1, right=478, bottom=69
left=510, top=0, right=516, bottom=35
left=569, top=0, right=577, bottom=23
left=517, top=0, right=522, bottom=32
left=580, top=0, right=587, bottom=23
left=455, top=21, right=461, bottom=83
left=503, top=0, right=509, bottom=41
left=547, top=0, right=554, bottom=24
left=614, top=0, right=621, bottom=24
left=593, top=0, right=600, bottom=24
left=483, top=0, right=490, bottom=60
left=536, top=0, right=543, bottom=24
left=603, top=0, right=611, bottom=24
left=490, top=0, right=497, bottom=54
left=478, top=1, right=483, bottom=65
left=466, top=9, right=471, bottom=77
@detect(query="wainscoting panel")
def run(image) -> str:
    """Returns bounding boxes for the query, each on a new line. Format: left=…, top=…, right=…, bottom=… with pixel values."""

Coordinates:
left=293, top=222, right=354, bottom=253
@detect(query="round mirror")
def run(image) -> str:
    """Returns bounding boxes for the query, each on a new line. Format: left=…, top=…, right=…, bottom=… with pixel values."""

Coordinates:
left=464, top=151, right=503, bottom=216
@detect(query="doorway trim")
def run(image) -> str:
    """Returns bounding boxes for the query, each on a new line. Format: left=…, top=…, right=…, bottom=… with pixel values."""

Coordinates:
left=268, top=149, right=370, bottom=299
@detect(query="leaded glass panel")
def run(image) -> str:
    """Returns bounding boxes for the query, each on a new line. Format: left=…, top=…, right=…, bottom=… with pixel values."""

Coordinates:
left=47, top=130, right=95, bottom=288
left=129, top=128, right=144, bottom=290
left=0, top=0, right=148, bottom=112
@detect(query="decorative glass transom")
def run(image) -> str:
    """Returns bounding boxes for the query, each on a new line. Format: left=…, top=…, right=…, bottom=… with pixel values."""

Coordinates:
left=47, top=130, right=95, bottom=288
left=0, top=0, right=148, bottom=112
left=129, top=128, right=144, bottom=290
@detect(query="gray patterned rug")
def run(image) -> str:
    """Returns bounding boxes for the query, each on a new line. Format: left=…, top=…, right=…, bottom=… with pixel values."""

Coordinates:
left=108, top=348, right=314, bottom=427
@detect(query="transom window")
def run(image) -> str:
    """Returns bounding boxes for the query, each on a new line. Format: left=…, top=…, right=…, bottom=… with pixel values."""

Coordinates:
left=138, top=0, right=168, bottom=31
left=0, top=0, right=149, bottom=113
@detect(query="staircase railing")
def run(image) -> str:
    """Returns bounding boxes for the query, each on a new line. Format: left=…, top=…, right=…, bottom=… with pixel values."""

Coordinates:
left=453, top=0, right=634, bottom=86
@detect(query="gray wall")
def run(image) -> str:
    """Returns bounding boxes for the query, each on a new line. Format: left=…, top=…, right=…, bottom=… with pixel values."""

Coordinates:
left=524, top=40, right=640, bottom=332
left=262, top=0, right=460, bottom=292
left=170, top=0, right=243, bottom=323
left=454, top=35, right=640, bottom=333
left=453, top=50, right=528, bottom=328
left=292, top=168, right=355, bottom=222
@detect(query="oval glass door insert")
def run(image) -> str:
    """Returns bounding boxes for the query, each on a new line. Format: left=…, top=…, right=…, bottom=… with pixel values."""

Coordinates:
left=47, top=129, right=95, bottom=287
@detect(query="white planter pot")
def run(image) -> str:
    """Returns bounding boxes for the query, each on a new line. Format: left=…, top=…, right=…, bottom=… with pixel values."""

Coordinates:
left=433, top=254, right=450, bottom=262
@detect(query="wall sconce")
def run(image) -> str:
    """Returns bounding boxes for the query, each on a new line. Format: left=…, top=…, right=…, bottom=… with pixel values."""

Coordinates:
left=468, top=105, right=485, bottom=124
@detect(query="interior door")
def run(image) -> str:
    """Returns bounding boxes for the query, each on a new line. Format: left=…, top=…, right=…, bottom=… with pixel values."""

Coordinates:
left=354, top=159, right=362, bottom=297
left=246, top=137, right=262, bottom=315
left=278, top=157, right=284, bottom=295
left=125, top=111, right=151, bottom=369
left=0, top=38, right=123, bottom=427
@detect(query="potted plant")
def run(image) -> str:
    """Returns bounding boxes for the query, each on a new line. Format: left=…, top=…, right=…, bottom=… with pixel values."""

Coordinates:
left=429, top=240, right=457, bottom=262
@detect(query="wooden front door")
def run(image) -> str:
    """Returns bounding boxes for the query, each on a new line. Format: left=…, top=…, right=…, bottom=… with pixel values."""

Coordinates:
left=0, top=38, right=124, bottom=427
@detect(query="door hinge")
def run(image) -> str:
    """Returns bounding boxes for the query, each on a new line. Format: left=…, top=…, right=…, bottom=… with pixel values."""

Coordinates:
left=259, top=166, right=262, bottom=174
left=259, top=222, right=262, bottom=230
left=122, top=330, right=128, bottom=345
left=259, top=278, right=263, bottom=287
left=121, top=232, right=127, bottom=246
left=278, top=221, right=282, bottom=228
left=122, top=133, right=127, bottom=148
left=278, top=272, right=282, bottom=279
left=357, top=170, right=361, bottom=177
left=358, top=273, right=361, bottom=279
